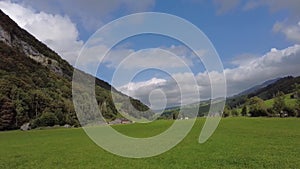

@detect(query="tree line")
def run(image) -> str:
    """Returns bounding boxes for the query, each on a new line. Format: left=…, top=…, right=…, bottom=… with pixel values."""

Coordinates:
left=223, top=84, right=300, bottom=117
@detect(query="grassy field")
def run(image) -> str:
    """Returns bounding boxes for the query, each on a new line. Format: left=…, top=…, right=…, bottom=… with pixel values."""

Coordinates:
left=0, top=118, right=299, bottom=168
left=265, top=93, right=297, bottom=108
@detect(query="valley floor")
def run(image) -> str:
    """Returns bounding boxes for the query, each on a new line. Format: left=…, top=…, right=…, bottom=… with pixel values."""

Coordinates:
left=0, top=117, right=299, bottom=169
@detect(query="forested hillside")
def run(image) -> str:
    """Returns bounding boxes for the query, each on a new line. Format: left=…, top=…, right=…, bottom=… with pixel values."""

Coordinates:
left=0, top=10, right=149, bottom=130
left=227, top=76, right=300, bottom=108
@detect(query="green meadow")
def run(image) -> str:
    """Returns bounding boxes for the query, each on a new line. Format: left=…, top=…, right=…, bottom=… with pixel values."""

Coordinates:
left=264, top=93, right=297, bottom=108
left=0, top=118, right=299, bottom=169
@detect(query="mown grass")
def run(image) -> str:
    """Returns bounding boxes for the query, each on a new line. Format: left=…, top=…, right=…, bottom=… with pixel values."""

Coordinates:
left=0, top=118, right=299, bottom=169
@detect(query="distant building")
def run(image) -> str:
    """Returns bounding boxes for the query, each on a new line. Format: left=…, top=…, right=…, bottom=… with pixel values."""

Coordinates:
left=121, top=119, right=131, bottom=124
left=109, top=118, right=132, bottom=125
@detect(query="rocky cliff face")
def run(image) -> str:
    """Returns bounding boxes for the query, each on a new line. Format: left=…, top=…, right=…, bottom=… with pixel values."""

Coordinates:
left=0, top=25, right=11, bottom=45
left=0, top=24, right=63, bottom=75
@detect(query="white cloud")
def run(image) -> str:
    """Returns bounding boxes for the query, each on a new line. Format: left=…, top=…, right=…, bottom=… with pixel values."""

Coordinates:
left=273, top=21, right=300, bottom=43
left=118, top=74, right=201, bottom=107
left=216, top=0, right=300, bottom=15
left=119, top=44, right=300, bottom=106
left=216, top=0, right=300, bottom=17
left=118, top=71, right=212, bottom=107
left=11, top=0, right=155, bottom=32
left=214, top=1, right=300, bottom=44
left=105, top=47, right=195, bottom=69
left=213, top=0, right=240, bottom=14
left=242, top=1, right=300, bottom=44
left=74, top=44, right=202, bottom=77
left=0, top=1, right=83, bottom=64
left=244, top=0, right=300, bottom=16
left=0, top=0, right=156, bottom=65
left=230, top=53, right=260, bottom=66
left=119, top=77, right=167, bottom=95
left=242, top=1, right=260, bottom=11
left=225, top=44, right=300, bottom=94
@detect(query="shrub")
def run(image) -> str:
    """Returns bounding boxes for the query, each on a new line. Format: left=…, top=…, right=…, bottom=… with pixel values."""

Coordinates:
left=222, top=106, right=230, bottom=117
left=247, top=97, right=268, bottom=117
left=241, top=106, right=247, bottom=116
left=231, top=109, right=239, bottom=116
left=249, top=109, right=269, bottom=117
left=266, top=108, right=277, bottom=117
left=32, top=111, right=58, bottom=127
left=283, top=107, right=296, bottom=117
left=273, top=91, right=286, bottom=113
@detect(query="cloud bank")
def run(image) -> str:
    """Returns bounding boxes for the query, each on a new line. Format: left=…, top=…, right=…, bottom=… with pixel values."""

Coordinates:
left=10, top=0, right=155, bottom=32
left=119, top=44, right=300, bottom=106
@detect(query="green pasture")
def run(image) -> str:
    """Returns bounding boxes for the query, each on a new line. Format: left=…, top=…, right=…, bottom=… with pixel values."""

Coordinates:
left=0, top=118, right=299, bottom=168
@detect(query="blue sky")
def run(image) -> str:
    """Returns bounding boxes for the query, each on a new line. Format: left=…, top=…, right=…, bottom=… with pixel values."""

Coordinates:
left=150, top=1, right=291, bottom=65
left=0, top=0, right=300, bottom=107
left=74, top=0, right=293, bottom=65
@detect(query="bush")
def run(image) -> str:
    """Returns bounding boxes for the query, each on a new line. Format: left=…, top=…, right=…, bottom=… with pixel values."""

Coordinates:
left=283, top=107, right=296, bottom=117
left=32, top=112, right=58, bottom=127
left=297, top=110, right=300, bottom=118
left=273, top=92, right=286, bottom=113
left=241, top=106, right=247, bottom=116
left=266, top=108, right=277, bottom=117
left=249, top=109, right=269, bottom=117
left=247, top=97, right=268, bottom=117
left=231, top=109, right=239, bottom=116
left=222, top=106, right=230, bottom=117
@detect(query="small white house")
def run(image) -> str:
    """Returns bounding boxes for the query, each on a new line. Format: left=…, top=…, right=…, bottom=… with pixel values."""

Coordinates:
left=109, top=118, right=132, bottom=125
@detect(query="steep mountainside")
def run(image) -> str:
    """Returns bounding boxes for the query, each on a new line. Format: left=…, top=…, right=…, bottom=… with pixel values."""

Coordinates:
left=0, top=10, right=149, bottom=130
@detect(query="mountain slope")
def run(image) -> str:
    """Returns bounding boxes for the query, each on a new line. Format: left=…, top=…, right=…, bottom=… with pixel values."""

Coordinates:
left=0, top=10, right=149, bottom=130
left=227, top=76, right=300, bottom=108
left=248, top=76, right=300, bottom=100
left=238, top=78, right=280, bottom=96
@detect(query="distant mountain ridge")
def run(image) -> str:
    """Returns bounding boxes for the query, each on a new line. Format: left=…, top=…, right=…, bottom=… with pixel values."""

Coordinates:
left=0, top=10, right=149, bottom=130
left=227, top=76, right=300, bottom=108
left=161, top=75, right=300, bottom=118
left=248, top=76, right=300, bottom=100
left=238, top=78, right=280, bottom=96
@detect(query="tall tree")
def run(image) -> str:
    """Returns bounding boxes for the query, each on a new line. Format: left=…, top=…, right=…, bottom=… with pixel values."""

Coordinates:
left=222, top=105, right=231, bottom=117
left=273, top=91, right=286, bottom=114
left=241, top=105, right=247, bottom=116
left=29, top=89, right=50, bottom=118
left=0, top=97, right=15, bottom=130
left=294, top=84, right=300, bottom=117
